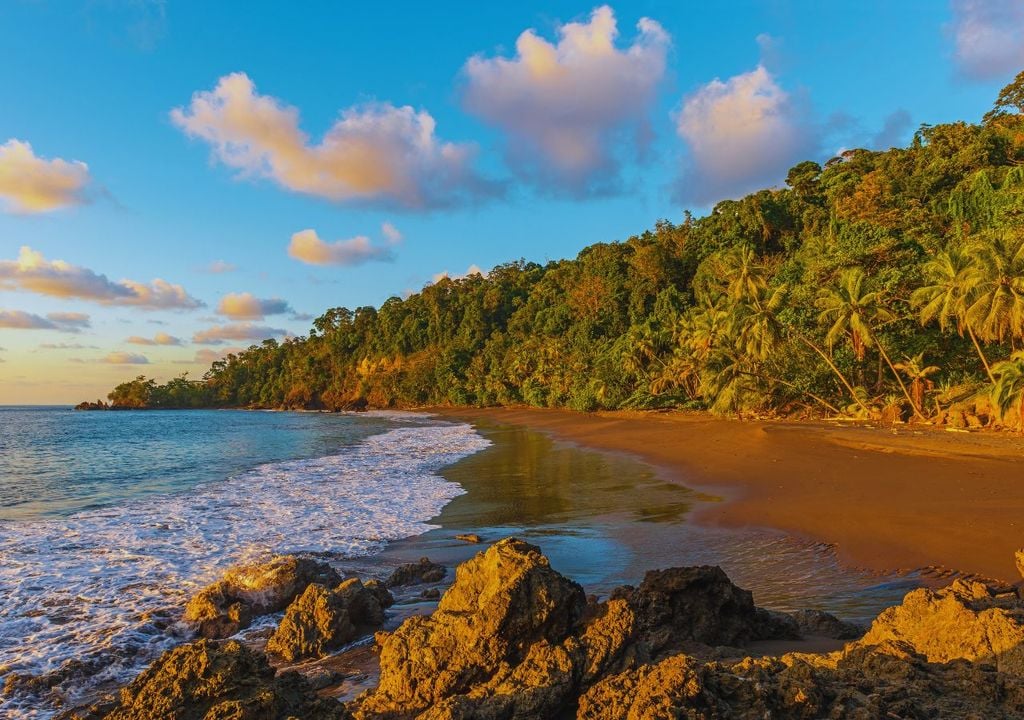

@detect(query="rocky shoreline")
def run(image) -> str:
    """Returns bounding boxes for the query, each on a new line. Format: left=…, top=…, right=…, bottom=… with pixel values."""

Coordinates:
left=28, top=538, right=1024, bottom=719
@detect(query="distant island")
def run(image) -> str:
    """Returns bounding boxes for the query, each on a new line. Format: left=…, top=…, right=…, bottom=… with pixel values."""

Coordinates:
left=86, top=72, right=1024, bottom=432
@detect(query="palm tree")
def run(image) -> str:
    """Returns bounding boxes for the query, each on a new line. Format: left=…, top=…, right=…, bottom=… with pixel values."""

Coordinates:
left=911, top=248, right=993, bottom=381
left=964, top=232, right=1024, bottom=348
left=732, top=284, right=789, bottom=362
left=990, top=351, right=1024, bottom=432
left=893, top=353, right=941, bottom=415
left=817, top=267, right=927, bottom=420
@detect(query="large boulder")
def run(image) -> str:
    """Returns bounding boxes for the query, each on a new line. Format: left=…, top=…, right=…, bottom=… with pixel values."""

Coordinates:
left=356, top=538, right=587, bottom=717
left=856, top=578, right=1024, bottom=675
left=184, top=555, right=343, bottom=639
left=92, top=640, right=346, bottom=720
left=611, top=565, right=798, bottom=655
left=385, top=558, right=446, bottom=587
left=267, top=578, right=394, bottom=662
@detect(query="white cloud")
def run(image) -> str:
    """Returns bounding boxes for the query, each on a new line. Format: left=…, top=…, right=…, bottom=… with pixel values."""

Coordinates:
left=39, top=342, right=99, bottom=350
left=0, top=139, right=91, bottom=214
left=217, top=292, right=292, bottom=320
left=948, top=0, right=1024, bottom=81
left=0, top=246, right=203, bottom=310
left=432, top=264, right=486, bottom=284
left=125, top=332, right=183, bottom=346
left=171, top=72, right=496, bottom=209
left=192, top=322, right=287, bottom=345
left=462, top=5, right=669, bottom=194
left=674, top=65, right=819, bottom=205
left=0, top=310, right=90, bottom=332
left=287, top=229, right=394, bottom=267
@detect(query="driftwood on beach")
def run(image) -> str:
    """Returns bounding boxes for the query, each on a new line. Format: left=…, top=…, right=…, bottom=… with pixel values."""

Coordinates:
left=58, top=538, right=1024, bottom=720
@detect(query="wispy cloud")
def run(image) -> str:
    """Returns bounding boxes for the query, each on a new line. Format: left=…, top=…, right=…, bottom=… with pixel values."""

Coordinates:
left=173, top=347, right=243, bottom=365
left=381, top=221, right=403, bottom=244
left=288, top=229, right=394, bottom=267
left=202, top=259, right=237, bottom=274
left=674, top=64, right=818, bottom=206
left=217, top=292, right=292, bottom=320
left=171, top=72, right=498, bottom=209
left=125, top=332, right=183, bottom=346
left=192, top=322, right=286, bottom=345
left=0, top=309, right=90, bottom=332
left=99, top=351, right=149, bottom=365
left=0, top=139, right=91, bottom=214
left=948, top=0, right=1024, bottom=81
left=39, top=342, right=99, bottom=350
left=0, top=246, right=203, bottom=310
left=462, top=5, right=668, bottom=195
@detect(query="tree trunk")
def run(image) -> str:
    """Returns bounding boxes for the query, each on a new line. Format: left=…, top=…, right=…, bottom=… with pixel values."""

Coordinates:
left=877, top=341, right=929, bottom=422
left=798, top=336, right=869, bottom=415
left=967, top=326, right=995, bottom=382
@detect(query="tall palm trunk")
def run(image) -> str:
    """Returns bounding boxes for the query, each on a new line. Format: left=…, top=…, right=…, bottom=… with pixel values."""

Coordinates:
left=798, top=335, right=869, bottom=415
left=876, top=340, right=929, bottom=422
left=967, top=326, right=994, bottom=382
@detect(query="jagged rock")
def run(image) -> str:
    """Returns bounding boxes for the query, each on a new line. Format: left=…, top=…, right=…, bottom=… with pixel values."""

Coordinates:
left=610, top=566, right=798, bottom=655
left=791, top=608, right=863, bottom=640
left=856, top=578, right=1024, bottom=674
left=267, top=578, right=393, bottom=662
left=385, top=557, right=446, bottom=587
left=355, top=538, right=586, bottom=717
left=92, top=639, right=346, bottom=720
left=455, top=534, right=482, bottom=544
left=184, top=555, right=342, bottom=639
left=1015, top=548, right=1024, bottom=582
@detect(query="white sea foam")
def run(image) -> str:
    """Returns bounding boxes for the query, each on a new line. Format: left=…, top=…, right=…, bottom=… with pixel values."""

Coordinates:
left=0, top=418, right=489, bottom=718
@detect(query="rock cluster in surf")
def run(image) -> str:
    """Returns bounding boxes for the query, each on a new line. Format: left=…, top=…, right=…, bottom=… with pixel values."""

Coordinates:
left=62, top=539, right=1024, bottom=719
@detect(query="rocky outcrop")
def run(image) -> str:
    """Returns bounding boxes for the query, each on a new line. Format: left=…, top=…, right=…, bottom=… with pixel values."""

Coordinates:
left=184, top=555, right=343, bottom=638
left=856, top=578, right=1024, bottom=674
left=1016, top=548, right=1024, bottom=581
left=87, top=640, right=346, bottom=720
left=610, top=565, right=799, bottom=655
left=385, top=557, right=446, bottom=587
left=352, top=539, right=806, bottom=719
left=349, top=539, right=1024, bottom=719
left=355, top=538, right=588, bottom=718
left=267, top=578, right=394, bottom=662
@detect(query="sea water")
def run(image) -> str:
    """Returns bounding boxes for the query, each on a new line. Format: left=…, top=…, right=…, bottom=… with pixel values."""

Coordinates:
left=0, top=407, right=490, bottom=718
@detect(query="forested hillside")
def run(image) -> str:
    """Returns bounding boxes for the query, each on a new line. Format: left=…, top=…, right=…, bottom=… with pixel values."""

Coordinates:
left=99, top=73, right=1024, bottom=427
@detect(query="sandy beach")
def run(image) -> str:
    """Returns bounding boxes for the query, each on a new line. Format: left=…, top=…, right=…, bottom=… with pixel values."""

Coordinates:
left=434, top=407, right=1024, bottom=584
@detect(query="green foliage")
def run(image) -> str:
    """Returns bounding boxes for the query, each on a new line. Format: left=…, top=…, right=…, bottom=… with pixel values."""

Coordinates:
left=100, top=77, right=1024, bottom=424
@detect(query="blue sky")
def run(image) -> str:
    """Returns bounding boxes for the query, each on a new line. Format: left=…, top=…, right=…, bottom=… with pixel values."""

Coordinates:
left=0, top=0, right=1021, bottom=403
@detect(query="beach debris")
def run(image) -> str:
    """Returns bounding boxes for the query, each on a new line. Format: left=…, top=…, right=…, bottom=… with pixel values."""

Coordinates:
left=266, top=578, right=393, bottom=662
left=455, top=533, right=483, bottom=543
left=81, top=639, right=345, bottom=720
left=385, top=557, right=446, bottom=587
left=183, top=555, right=343, bottom=639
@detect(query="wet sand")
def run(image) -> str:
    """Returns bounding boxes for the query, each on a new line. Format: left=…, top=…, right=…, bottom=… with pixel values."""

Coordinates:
left=361, top=418, right=920, bottom=621
left=433, top=407, right=1024, bottom=584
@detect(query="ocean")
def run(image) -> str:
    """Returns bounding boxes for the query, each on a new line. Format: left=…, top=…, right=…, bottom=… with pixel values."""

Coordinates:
left=0, top=407, right=490, bottom=718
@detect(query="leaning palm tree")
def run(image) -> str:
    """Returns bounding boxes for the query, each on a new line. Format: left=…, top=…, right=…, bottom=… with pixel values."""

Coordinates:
left=817, top=267, right=926, bottom=420
left=990, top=351, right=1024, bottom=432
left=911, top=247, right=993, bottom=381
left=732, top=284, right=789, bottom=362
left=963, top=231, right=1024, bottom=348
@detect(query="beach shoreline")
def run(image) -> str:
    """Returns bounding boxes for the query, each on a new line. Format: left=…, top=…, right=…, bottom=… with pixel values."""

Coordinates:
left=432, top=406, right=1024, bottom=584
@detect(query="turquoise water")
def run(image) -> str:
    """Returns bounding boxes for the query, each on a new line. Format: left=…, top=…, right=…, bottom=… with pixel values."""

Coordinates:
left=0, top=407, right=490, bottom=718
left=0, top=406, right=399, bottom=520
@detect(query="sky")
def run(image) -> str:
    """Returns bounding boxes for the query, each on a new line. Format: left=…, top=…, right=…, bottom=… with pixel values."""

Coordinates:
left=1, top=0, right=1022, bottom=404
